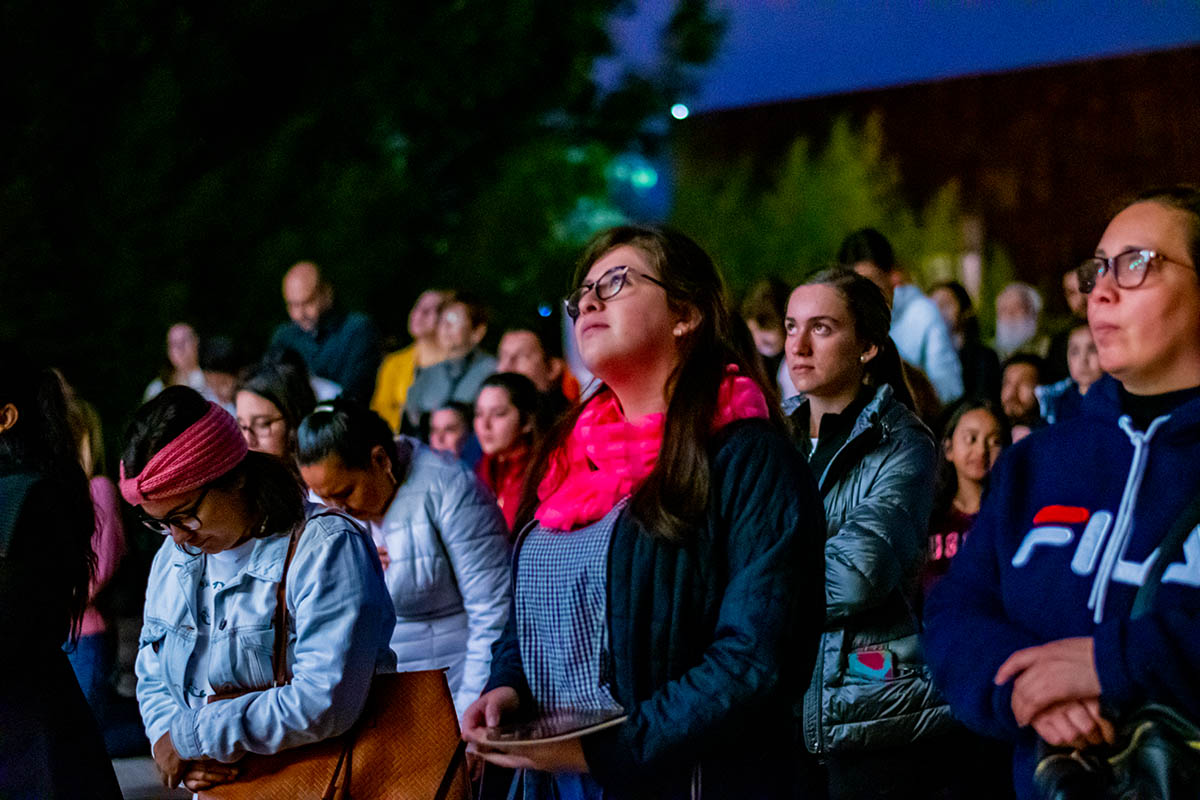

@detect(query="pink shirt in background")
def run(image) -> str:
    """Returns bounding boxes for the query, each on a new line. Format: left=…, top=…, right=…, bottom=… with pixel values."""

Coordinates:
left=81, top=476, right=127, bottom=636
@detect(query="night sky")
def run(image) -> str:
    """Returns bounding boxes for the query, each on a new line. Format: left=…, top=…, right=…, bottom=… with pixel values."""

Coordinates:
left=597, top=0, right=1200, bottom=112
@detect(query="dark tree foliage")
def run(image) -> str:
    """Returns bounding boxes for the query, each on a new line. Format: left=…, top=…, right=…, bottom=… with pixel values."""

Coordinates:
left=0, top=0, right=721, bottom=449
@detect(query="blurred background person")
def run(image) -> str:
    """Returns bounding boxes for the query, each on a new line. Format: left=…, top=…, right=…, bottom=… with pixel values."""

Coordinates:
left=297, top=399, right=510, bottom=715
left=993, top=282, right=1049, bottom=361
left=144, top=322, right=208, bottom=402
left=427, top=402, right=476, bottom=463
left=784, top=269, right=957, bottom=799
left=404, top=291, right=497, bottom=434
left=235, top=358, right=318, bottom=465
left=266, top=260, right=382, bottom=402
left=497, top=324, right=580, bottom=429
left=0, top=344, right=121, bottom=799
left=199, top=334, right=249, bottom=416
left=839, top=227, right=964, bottom=405
left=924, top=399, right=1009, bottom=596
left=1043, top=268, right=1091, bottom=383
left=1036, top=322, right=1103, bottom=425
left=473, top=372, right=539, bottom=534
left=60, top=377, right=128, bottom=734
left=739, top=276, right=790, bottom=395
left=999, top=353, right=1046, bottom=440
left=373, top=289, right=447, bottom=433
left=930, top=280, right=1002, bottom=403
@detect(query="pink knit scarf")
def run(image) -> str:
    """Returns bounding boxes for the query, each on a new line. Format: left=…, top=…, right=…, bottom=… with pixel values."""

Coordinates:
left=534, top=366, right=770, bottom=531
left=119, top=402, right=248, bottom=506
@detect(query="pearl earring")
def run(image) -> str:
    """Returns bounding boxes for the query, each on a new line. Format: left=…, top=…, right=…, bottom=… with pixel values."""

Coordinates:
left=859, top=354, right=867, bottom=363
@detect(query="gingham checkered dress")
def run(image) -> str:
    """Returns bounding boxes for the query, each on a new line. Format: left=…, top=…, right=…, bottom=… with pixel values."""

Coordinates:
left=515, top=503, right=625, bottom=716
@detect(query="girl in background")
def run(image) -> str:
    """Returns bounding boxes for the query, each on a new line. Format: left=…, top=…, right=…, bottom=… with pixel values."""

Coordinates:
left=924, top=399, right=1009, bottom=596
left=474, top=372, right=539, bottom=532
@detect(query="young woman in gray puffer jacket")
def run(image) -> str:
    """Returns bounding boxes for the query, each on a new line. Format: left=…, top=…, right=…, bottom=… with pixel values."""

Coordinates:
left=783, top=268, right=980, bottom=800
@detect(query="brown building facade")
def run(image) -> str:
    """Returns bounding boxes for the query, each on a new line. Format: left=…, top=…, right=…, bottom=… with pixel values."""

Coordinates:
left=677, top=45, right=1200, bottom=312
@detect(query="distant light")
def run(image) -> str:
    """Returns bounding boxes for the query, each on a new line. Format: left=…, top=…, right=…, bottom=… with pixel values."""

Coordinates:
left=630, top=166, right=658, bottom=190
left=670, top=103, right=690, bottom=120
left=537, top=304, right=553, bottom=318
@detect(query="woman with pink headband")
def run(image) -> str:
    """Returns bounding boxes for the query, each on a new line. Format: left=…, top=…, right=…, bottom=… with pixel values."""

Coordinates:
left=122, top=386, right=395, bottom=792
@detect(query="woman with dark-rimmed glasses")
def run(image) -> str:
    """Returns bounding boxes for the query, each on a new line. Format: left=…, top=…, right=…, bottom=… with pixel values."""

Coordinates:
left=460, top=225, right=825, bottom=799
left=925, top=185, right=1200, bottom=799
left=123, top=386, right=395, bottom=793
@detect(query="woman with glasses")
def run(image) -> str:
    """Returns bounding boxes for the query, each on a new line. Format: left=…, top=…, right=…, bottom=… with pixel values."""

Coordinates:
left=460, top=225, right=825, bottom=799
left=0, top=344, right=121, bottom=799
left=124, top=386, right=395, bottom=793
left=925, top=185, right=1200, bottom=799
left=235, top=358, right=318, bottom=463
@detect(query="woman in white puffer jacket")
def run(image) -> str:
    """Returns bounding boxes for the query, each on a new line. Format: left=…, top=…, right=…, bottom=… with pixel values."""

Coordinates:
left=297, top=397, right=511, bottom=715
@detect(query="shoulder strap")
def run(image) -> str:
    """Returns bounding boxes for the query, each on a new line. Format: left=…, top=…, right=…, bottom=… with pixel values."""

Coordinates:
left=271, top=508, right=372, bottom=685
left=1131, top=491, right=1200, bottom=619
left=272, top=525, right=304, bottom=687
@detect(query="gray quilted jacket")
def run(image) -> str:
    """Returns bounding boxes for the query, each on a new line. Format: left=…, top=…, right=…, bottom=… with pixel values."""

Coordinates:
left=789, top=384, right=953, bottom=754
left=377, top=436, right=511, bottom=715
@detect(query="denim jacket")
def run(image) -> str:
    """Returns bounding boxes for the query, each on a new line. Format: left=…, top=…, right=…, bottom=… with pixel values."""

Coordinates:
left=135, top=509, right=396, bottom=763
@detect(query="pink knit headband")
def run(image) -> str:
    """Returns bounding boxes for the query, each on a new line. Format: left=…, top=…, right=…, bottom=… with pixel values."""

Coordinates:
left=119, top=402, right=248, bottom=506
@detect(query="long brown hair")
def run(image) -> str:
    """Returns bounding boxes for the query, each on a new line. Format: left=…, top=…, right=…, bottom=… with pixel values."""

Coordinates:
left=515, top=225, right=783, bottom=542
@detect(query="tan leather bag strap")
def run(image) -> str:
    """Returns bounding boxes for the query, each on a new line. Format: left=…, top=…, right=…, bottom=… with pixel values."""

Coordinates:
left=271, top=526, right=303, bottom=687
left=271, top=509, right=363, bottom=687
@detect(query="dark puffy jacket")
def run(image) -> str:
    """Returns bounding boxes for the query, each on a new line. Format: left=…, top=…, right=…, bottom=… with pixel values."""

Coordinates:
left=789, top=385, right=953, bottom=754
left=487, top=419, right=826, bottom=798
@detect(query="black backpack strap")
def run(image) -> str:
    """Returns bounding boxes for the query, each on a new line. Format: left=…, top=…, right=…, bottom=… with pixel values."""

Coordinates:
left=0, top=472, right=43, bottom=557
left=1131, top=491, right=1200, bottom=619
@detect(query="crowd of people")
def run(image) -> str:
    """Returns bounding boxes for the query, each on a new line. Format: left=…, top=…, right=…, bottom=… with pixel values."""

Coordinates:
left=2, top=184, right=1199, bottom=800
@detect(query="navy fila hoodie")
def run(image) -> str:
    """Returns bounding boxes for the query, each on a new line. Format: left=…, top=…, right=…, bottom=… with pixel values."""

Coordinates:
left=923, top=375, right=1200, bottom=798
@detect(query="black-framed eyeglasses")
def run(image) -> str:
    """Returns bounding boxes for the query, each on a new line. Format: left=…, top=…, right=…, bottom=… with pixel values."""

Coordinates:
left=137, top=487, right=209, bottom=534
left=563, top=265, right=669, bottom=321
left=238, top=416, right=284, bottom=439
left=1076, top=249, right=1192, bottom=294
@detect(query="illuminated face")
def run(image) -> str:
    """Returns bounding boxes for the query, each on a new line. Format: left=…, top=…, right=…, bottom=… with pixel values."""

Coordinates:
left=945, top=408, right=1004, bottom=485
left=572, top=245, right=680, bottom=384
left=1066, top=326, right=1101, bottom=394
left=429, top=408, right=469, bottom=456
left=436, top=302, right=481, bottom=358
left=1000, top=363, right=1040, bottom=423
left=930, top=287, right=962, bottom=334
left=1062, top=270, right=1087, bottom=318
left=299, top=450, right=395, bottom=523
left=408, top=290, right=444, bottom=340
left=139, top=484, right=253, bottom=555
left=283, top=263, right=332, bottom=332
left=166, top=323, right=199, bottom=373
left=784, top=284, right=874, bottom=401
left=746, top=319, right=784, bottom=358
left=235, top=390, right=288, bottom=459
left=851, top=262, right=894, bottom=306
left=1087, top=201, right=1200, bottom=394
left=474, top=386, right=528, bottom=456
left=497, top=331, right=555, bottom=392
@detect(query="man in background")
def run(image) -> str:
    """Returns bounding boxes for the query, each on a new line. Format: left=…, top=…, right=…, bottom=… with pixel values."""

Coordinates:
left=838, top=228, right=964, bottom=405
left=266, top=261, right=381, bottom=402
